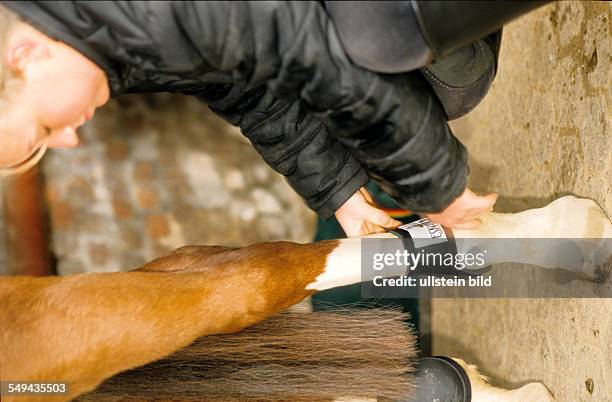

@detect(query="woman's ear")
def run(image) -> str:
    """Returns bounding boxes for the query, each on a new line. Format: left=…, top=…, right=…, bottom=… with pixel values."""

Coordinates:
left=5, top=24, right=51, bottom=74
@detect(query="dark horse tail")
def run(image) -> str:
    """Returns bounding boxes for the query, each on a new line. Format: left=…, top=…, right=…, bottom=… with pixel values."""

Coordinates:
left=78, top=307, right=417, bottom=401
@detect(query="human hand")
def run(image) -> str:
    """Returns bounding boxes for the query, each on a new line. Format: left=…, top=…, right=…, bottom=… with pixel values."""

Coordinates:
left=335, top=187, right=403, bottom=237
left=425, top=188, right=497, bottom=229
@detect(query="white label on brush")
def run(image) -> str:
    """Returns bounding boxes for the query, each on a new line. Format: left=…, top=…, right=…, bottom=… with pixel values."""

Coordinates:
left=399, top=218, right=447, bottom=248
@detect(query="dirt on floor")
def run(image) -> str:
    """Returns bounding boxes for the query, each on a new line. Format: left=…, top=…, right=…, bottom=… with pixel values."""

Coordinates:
left=433, top=2, right=611, bottom=401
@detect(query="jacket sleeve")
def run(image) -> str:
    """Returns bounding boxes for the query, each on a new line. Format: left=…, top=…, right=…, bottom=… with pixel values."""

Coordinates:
left=420, top=31, right=503, bottom=120
left=170, top=1, right=469, bottom=213
left=206, top=85, right=369, bottom=219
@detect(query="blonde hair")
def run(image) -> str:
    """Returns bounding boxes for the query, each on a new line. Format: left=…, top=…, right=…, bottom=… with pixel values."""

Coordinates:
left=0, top=4, right=23, bottom=102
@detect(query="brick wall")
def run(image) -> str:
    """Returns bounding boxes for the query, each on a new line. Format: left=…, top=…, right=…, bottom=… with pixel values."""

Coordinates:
left=39, top=93, right=316, bottom=275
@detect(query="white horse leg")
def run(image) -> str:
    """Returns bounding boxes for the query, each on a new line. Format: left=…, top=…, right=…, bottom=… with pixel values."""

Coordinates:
left=453, top=196, right=612, bottom=281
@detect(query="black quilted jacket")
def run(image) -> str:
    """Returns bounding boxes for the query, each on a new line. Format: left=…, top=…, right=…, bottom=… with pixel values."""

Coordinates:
left=4, top=1, right=499, bottom=218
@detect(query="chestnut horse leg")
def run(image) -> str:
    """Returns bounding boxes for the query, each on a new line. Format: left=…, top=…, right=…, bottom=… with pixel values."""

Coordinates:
left=0, top=241, right=338, bottom=401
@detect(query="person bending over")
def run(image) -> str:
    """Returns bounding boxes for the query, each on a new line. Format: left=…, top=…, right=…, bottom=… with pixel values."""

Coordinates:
left=0, top=1, right=500, bottom=237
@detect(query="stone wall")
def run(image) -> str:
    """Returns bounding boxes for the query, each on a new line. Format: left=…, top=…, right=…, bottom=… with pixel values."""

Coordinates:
left=434, top=2, right=611, bottom=401
left=41, top=94, right=316, bottom=274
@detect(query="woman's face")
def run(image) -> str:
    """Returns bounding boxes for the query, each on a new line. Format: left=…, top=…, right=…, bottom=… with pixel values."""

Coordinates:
left=0, top=21, right=110, bottom=171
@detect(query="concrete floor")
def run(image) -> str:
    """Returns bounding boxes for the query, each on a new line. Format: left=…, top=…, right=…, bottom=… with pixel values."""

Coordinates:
left=433, top=2, right=611, bottom=401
